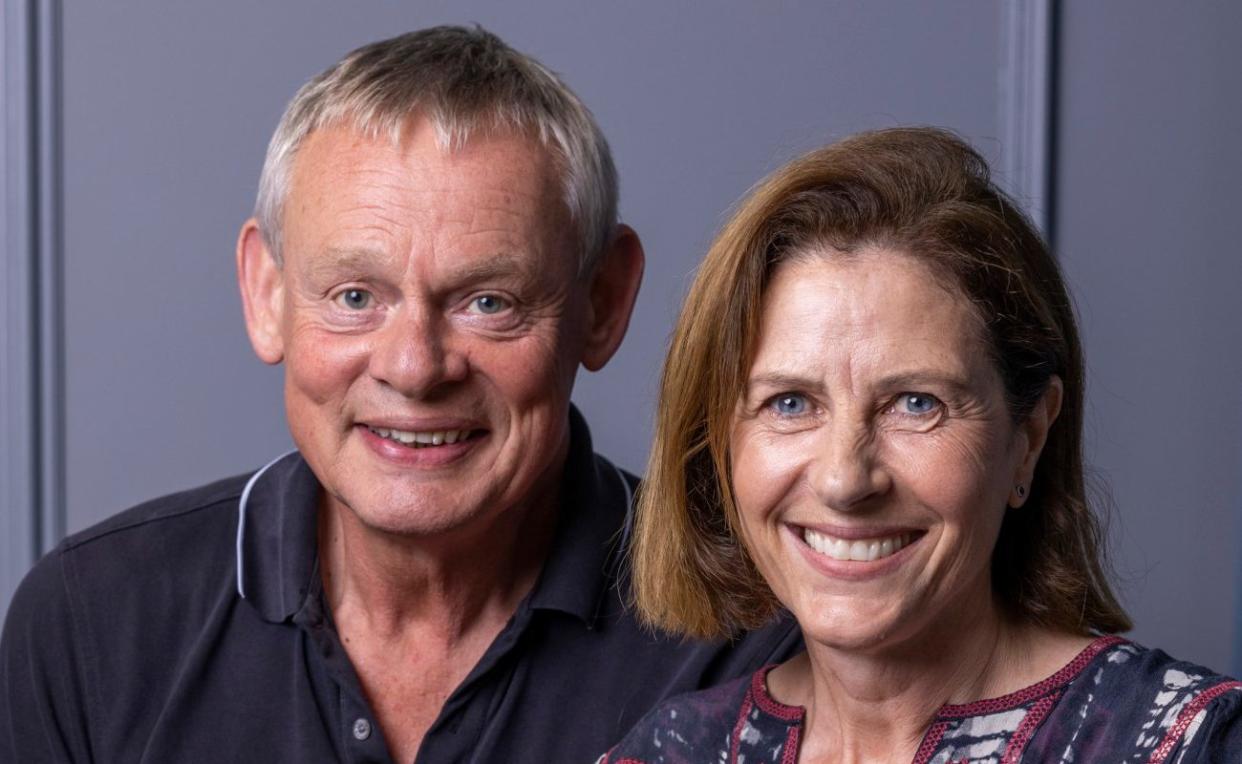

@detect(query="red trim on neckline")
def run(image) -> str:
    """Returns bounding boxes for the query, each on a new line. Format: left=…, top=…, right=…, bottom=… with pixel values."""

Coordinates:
left=911, top=720, right=952, bottom=764
left=1000, top=691, right=1060, bottom=762
left=731, top=692, right=754, bottom=761
left=752, top=665, right=808, bottom=722
left=781, top=723, right=802, bottom=764
left=935, top=635, right=1127, bottom=719
left=1146, top=679, right=1242, bottom=764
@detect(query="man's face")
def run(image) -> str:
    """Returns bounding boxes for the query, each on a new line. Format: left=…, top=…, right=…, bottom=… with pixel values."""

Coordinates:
left=261, top=120, right=593, bottom=537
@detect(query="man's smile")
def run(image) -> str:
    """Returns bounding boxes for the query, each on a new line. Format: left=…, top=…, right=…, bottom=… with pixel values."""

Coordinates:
left=364, top=425, right=482, bottom=448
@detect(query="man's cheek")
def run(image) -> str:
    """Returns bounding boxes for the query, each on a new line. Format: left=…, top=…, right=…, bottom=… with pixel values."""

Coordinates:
left=286, top=339, right=370, bottom=402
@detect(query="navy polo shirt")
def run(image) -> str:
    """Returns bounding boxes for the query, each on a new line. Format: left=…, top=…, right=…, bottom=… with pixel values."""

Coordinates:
left=2, top=410, right=800, bottom=762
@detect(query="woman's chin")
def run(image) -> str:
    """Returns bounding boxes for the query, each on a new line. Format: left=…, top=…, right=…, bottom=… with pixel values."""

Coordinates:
left=791, top=600, right=917, bottom=655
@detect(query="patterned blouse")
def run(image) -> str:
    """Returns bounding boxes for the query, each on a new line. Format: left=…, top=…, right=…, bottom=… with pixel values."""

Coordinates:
left=600, top=637, right=1242, bottom=763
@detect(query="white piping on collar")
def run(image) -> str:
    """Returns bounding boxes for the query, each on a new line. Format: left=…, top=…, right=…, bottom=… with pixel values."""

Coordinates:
left=235, top=450, right=299, bottom=600
left=596, top=457, right=638, bottom=625
left=606, top=458, right=636, bottom=551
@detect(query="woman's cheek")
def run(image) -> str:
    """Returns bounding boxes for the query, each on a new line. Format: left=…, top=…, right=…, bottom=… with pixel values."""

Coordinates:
left=732, top=429, right=809, bottom=523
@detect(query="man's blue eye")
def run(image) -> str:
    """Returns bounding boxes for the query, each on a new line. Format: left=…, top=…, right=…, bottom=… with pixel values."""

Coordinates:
left=772, top=394, right=807, bottom=416
left=472, top=295, right=508, bottom=314
left=337, top=289, right=371, bottom=310
left=898, top=393, right=939, bottom=415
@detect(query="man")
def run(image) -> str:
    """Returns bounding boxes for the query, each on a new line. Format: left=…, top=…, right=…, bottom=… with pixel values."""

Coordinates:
left=1, top=26, right=798, bottom=763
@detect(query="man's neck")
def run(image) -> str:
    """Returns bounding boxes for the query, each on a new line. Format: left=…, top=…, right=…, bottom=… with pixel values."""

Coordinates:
left=316, top=484, right=560, bottom=643
left=315, top=480, right=562, bottom=764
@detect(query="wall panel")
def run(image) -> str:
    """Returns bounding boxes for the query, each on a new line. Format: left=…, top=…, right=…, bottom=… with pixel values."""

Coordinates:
left=1056, top=0, right=1242, bottom=670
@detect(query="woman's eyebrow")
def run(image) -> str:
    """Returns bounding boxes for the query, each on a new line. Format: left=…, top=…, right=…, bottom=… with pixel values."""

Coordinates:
left=744, top=370, right=974, bottom=395
left=873, top=370, right=973, bottom=394
left=744, top=371, right=823, bottom=394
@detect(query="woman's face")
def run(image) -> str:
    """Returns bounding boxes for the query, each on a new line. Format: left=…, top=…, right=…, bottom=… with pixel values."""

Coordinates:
left=730, top=248, right=1036, bottom=653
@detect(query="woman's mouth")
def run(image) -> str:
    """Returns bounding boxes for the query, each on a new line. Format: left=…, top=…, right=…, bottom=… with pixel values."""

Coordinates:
left=801, top=527, right=922, bottom=562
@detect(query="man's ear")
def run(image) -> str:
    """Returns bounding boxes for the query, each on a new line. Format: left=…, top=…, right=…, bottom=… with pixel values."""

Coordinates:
left=581, top=224, right=645, bottom=372
left=237, top=218, right=285, bottom=364
left=1010, top=375, right=1063, bottom=507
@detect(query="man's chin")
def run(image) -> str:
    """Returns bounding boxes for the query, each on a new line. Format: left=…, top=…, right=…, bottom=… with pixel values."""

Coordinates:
left=325, top=486, right=497, bottom=540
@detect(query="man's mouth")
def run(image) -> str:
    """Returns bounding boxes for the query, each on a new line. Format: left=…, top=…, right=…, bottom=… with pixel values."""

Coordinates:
left=802, top=527, right=922, bottom=562
left=365, top=426, right=481, bottom=449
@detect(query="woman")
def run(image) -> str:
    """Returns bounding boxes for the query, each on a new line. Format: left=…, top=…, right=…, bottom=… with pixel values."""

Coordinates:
left=603, top=128, right=1241, bottom=762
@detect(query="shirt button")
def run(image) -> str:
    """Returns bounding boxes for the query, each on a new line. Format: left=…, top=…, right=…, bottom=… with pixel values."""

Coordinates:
left=352, top=718, right=372, bottom=741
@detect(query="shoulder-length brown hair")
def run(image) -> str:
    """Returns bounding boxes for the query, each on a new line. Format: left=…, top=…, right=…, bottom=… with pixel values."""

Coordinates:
left=632, top=127, right=1130, bottom=640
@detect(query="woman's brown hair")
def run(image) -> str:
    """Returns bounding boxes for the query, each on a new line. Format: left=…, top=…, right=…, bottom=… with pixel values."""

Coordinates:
left=632, top=127, right=1131, bottom=640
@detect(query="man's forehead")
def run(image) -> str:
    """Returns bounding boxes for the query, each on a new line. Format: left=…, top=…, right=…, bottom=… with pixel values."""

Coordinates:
left=290, top=118, right=561, bottom=191
left=280, top=118, right=577, bottom=271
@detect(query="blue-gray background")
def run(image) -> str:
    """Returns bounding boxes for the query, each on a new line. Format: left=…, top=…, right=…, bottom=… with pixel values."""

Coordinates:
left=4, top=2, right=1241, bottom=673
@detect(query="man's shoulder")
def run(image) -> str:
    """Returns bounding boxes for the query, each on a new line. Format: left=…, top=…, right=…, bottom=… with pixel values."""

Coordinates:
left=8, top=472, right=254, bottom=635
left=1, top=470, right=302, bottom=761
left=61, top=471, right=250, bottom=553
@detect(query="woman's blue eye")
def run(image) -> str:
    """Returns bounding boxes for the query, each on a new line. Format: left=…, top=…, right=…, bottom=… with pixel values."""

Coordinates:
left=472, top=295, right=508, bottom=314
left=898, top=393, right=940, bottom=415
left=771, top=394, right=808, bottom=416
left=337, top=289, right=371, bottom=310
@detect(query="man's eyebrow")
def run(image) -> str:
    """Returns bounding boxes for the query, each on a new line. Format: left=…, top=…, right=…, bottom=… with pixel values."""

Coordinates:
left=446, top=252, right=539, bottom=284
left=301, top=247, right=543, bottom=285
left=303, top=246, right=398, bottom=277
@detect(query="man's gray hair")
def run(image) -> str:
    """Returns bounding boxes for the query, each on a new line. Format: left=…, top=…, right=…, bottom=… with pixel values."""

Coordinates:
left=254, top=26, right=619, bottom=274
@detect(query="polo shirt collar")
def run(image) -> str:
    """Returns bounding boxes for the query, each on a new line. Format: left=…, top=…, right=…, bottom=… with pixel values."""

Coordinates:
left=525, top=406, right=634, bottom=626
left=235, top=406, right=634, bottom=627
left=235, top=450, right=320, bottom=623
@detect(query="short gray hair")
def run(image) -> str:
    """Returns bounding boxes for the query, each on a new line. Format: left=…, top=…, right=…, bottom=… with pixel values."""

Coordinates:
left=254, top=25, right=619, bottom=274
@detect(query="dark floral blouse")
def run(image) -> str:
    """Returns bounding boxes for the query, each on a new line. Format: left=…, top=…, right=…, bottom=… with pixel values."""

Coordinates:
left=600, top=637, right=1242, bottom=763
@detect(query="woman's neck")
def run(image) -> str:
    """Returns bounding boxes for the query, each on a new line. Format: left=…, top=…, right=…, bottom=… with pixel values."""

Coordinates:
left=770, top=587, right=1091, bottom=763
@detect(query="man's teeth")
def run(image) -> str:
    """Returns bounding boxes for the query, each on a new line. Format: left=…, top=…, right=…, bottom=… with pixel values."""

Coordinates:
left=367, top=426, right=472, bottom=448
left=802, top=528, right=916, bottom=562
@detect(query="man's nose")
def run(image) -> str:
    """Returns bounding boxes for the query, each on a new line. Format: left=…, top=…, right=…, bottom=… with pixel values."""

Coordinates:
left=367, top=306, right=468, bottom=397
left=806, top=420, right=891, bottom=512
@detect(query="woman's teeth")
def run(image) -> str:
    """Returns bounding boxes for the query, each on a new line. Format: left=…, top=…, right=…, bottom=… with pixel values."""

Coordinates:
left=367, top=426, right=472, bottom=448
left=802, top=528, right=916, bottom=562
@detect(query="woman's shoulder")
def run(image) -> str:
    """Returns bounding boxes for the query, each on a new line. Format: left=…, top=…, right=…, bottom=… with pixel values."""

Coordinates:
left=1047, top=637, right=1242, bottom=761
left=1087, top=638, right=1239, bottom=708
left=599, top=666, right=803, bottom=764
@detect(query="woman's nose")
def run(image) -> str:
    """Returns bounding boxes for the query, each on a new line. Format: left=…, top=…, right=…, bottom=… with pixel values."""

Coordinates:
left=806, top=421, right=891, bottom=511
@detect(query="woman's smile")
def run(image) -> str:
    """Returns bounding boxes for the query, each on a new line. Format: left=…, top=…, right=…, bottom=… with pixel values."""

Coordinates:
left=799, top=525, right=921, bottom=562
left=788, top=522, right=929, bottom=585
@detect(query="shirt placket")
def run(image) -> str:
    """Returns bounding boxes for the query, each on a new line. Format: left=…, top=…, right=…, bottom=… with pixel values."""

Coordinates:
left=413, top=606, right=533, bottom=763
left=295, top=588, right=393, bottom=763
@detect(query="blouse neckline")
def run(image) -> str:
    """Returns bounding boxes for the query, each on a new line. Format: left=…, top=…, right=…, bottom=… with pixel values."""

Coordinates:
left=754, top=634, right=1128, bottom=722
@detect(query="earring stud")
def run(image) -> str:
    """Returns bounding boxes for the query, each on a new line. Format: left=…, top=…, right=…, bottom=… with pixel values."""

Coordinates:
left=1015, top=484, right=1026, bottom=499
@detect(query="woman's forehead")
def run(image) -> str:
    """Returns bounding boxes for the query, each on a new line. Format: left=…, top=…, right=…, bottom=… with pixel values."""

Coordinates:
left=750, top=250, right=989, bottom=383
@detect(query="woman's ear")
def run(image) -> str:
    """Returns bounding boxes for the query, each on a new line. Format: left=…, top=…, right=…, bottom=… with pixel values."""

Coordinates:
left=581, top=224, right=645, bottom=372
left=1010, top=376, right=1063, bottom=508
left=236, top=218, right=286, bottom=365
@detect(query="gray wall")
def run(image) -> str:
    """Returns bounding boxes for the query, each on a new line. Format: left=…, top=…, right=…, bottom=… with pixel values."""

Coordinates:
left=1056, top=1, right=1242, bottom=673
left=4, top=1, right=1239, bottom=673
